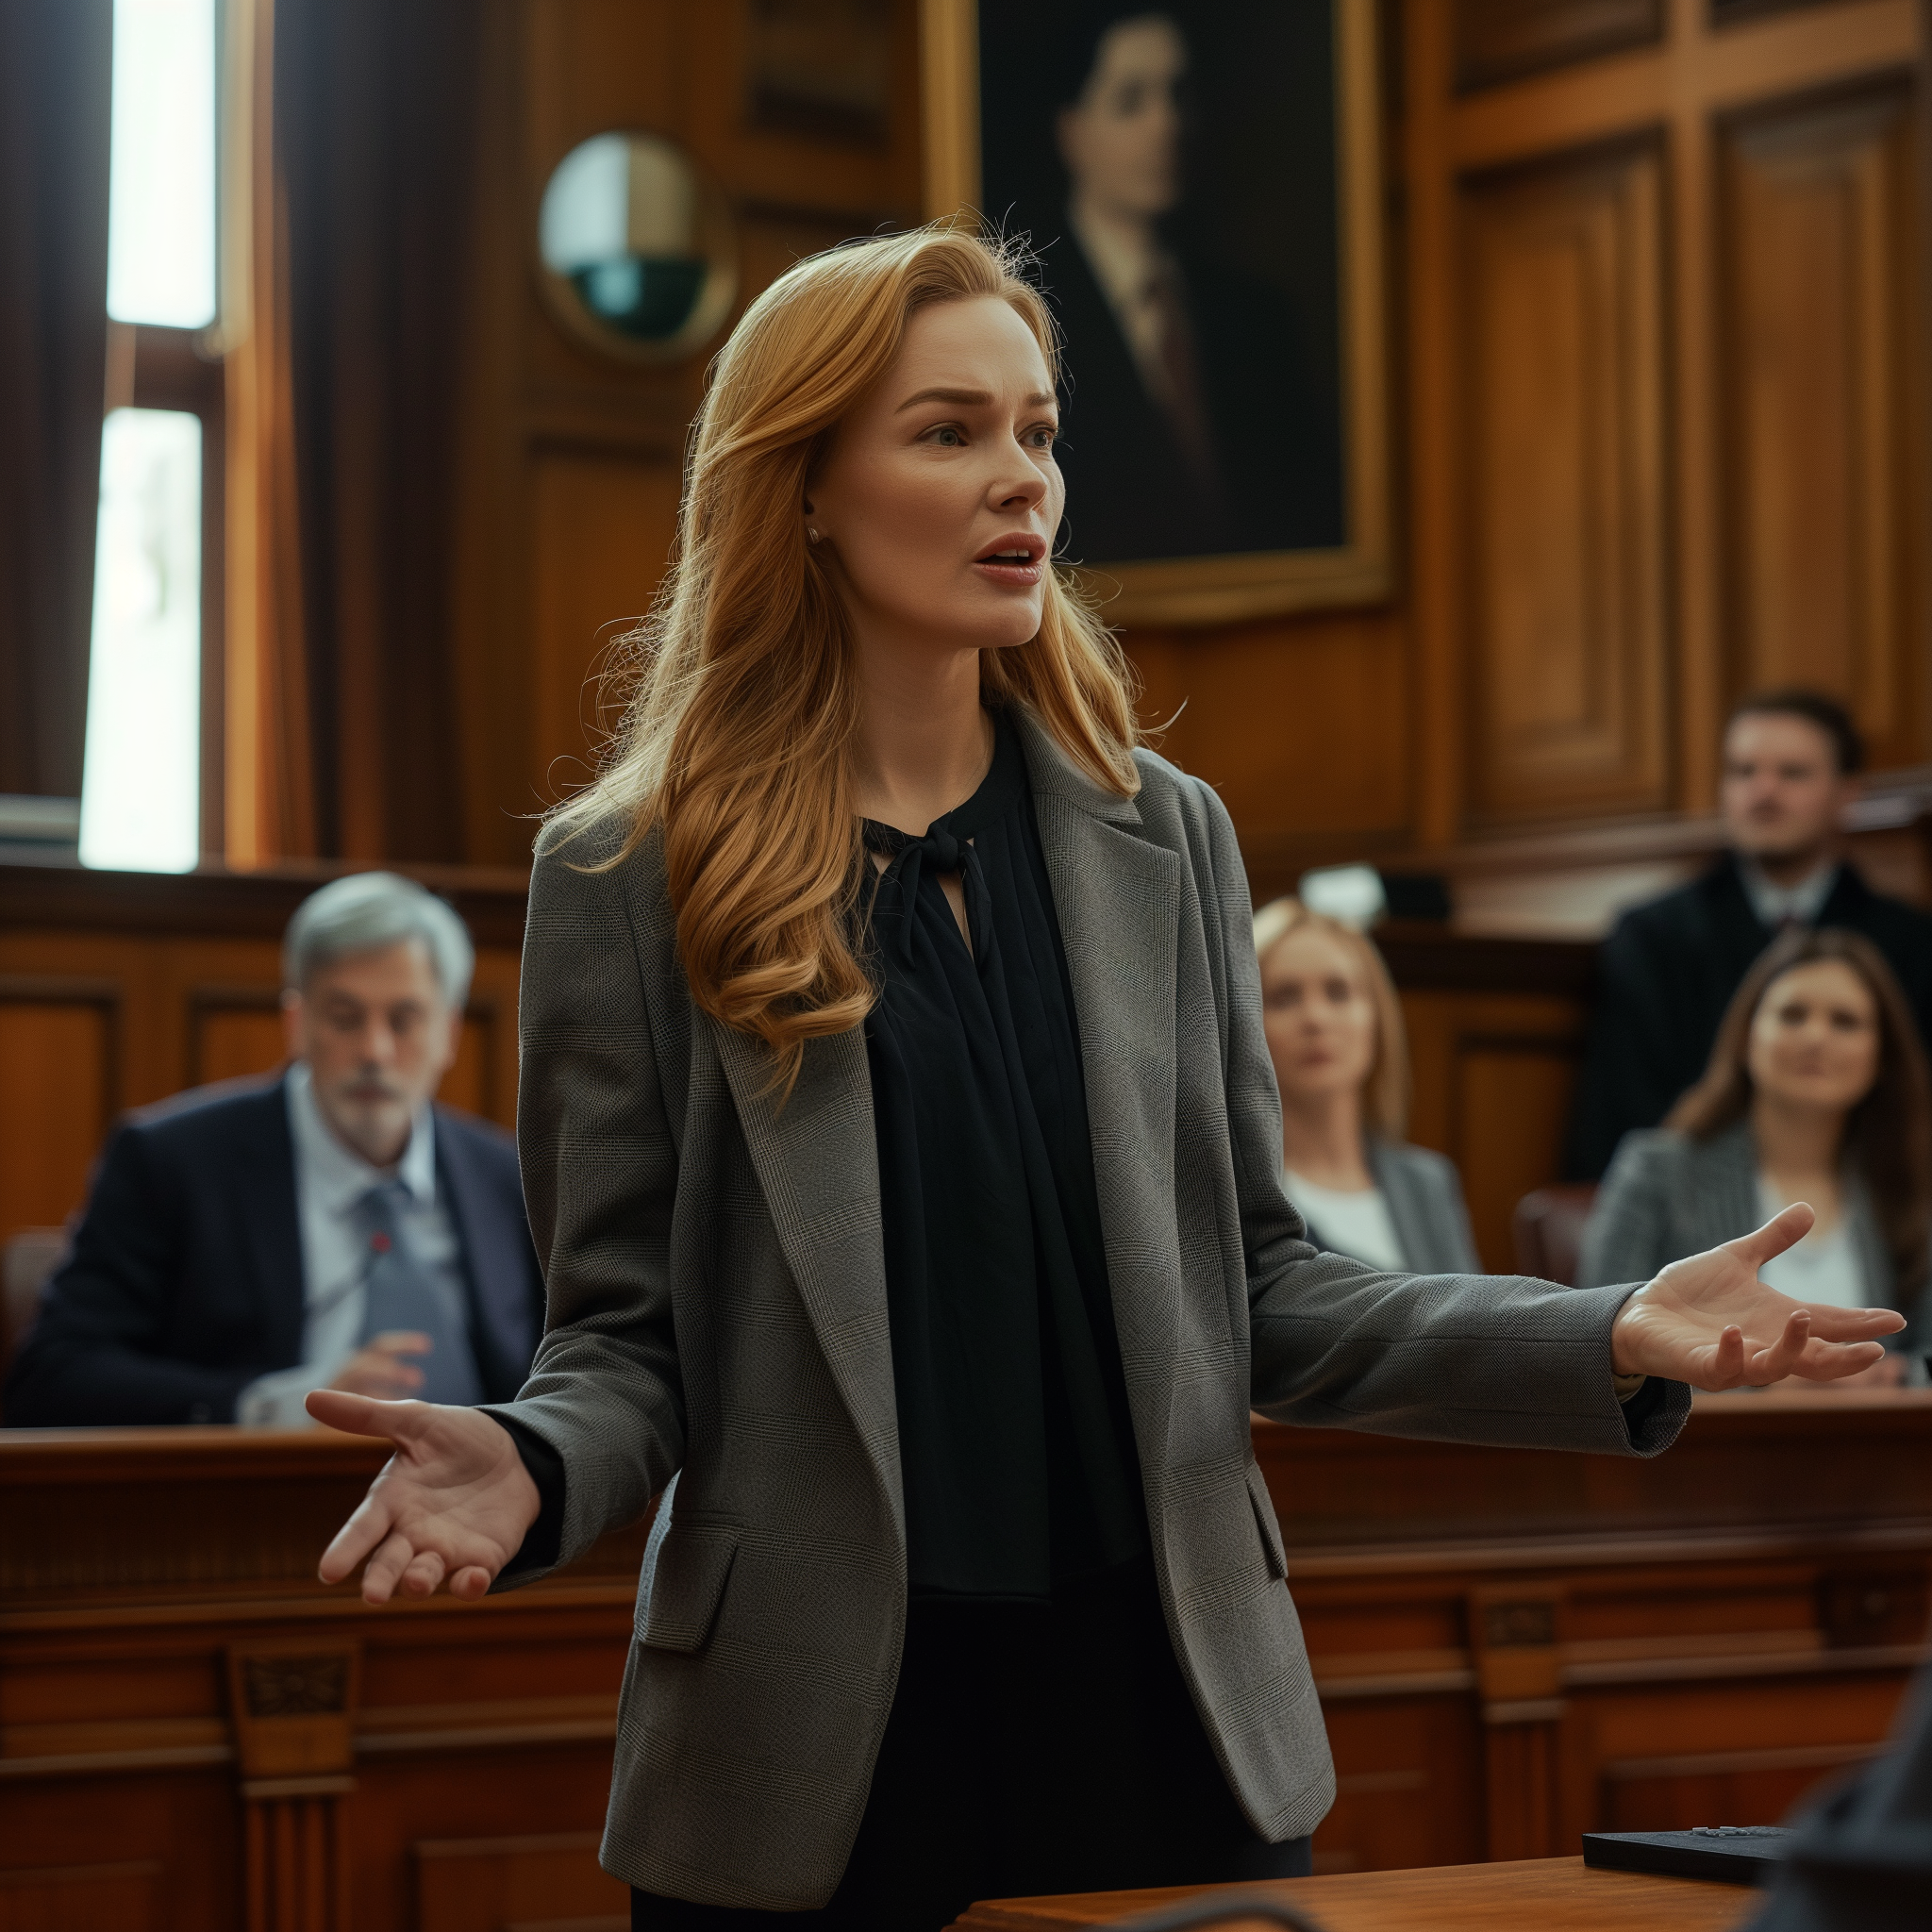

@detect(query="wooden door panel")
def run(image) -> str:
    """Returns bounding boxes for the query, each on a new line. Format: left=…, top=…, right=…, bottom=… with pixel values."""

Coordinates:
left=1721, top=80, right=1923, bottom=766
left=0, top=989, right=116, bottom=1245
left=1460, top=140, right=1670, bottom=824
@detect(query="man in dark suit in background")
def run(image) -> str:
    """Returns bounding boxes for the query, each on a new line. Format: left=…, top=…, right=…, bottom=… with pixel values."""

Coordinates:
left=1566, top=691, right=1932, bottom=1181
left=5, top=873, right=545, bottom=1426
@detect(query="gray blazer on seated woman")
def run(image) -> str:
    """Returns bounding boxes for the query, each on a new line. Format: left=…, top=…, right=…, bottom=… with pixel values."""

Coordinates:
left=1256, top=899, right=1482, bottom=1274
left=1580, top=926, right=1932, bottom=1374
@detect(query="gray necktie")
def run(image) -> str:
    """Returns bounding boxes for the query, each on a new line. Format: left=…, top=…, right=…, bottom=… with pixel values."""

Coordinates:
left=354, top=1180, right=482, bottom=1406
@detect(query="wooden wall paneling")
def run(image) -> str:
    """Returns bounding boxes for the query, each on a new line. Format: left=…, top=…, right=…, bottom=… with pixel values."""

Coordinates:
left=191, top=985, right=289, bottom=1089
left=0, top=1775, right=242, bottom=1932
left=526, top=0, right=683, bottom=175
left=1127, top=610, right=1414, bottom=896
left=1666, top=0, right=1728, bottom=816
left=1398, top=989, right=1587, bottom=1269
left=465, top=945, right=525, bottom=1132
left=1310, top=1695, right=1486, bottom=1874
left=1597, top=1736, right=1882, bottom=1830
left=1470, top=1583, right=1568, bottom=1859
left=530, top=449, right=684, bottom=801
left=1564, top=1667, right=1914, bottom=1840
left=0, top=1861, right=163, bottom=1932
left=1452, top=1030, right=1588, bottom=1266
left=1460, top=139, right=1670, bottom=824
left=416, top=1833, right=628, bottom=1932
left=145, top=937, right=283, bottom=1105
left=1719, top=75, right=1924, bottom=767
left=1455, top=0, right=1667, bottom=95
left=449, top=0, right=533, bottom=871
left=1709, top=0, right=1887, bottom=28
left=0, top=978, right=118, bottom=1250
left=446, top=1, right=926, bottom=868
left=1407, top=0, right=1468, bottom=851
left=1421, top=0, right=1925, bottom=836
left=440, top=1002, right=497, bottom=1121
left=690, top=1, right=922, bottom=217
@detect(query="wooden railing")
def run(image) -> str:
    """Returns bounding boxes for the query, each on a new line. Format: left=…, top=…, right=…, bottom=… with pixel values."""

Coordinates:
left=3, top=1395, right=1926, bottom=1922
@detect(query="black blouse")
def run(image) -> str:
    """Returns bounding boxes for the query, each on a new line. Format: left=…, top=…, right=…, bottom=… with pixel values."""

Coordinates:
left=860, top=710, right=1146, bottom=1602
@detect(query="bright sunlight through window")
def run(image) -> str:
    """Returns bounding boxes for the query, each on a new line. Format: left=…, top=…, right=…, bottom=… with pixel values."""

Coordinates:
left=106, top=0, right=218, bottom=328
left=79, top=409, right=203, bottom=874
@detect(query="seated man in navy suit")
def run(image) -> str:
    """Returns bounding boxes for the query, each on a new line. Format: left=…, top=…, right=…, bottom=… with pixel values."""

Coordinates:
left=5, top=873, right=545, bottom=1427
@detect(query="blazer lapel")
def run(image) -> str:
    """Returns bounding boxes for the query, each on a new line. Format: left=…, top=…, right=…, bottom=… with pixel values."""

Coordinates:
left=1840, top=1170, right=1898, bottom=1311
left=1018, top=717, right=1185, bottom=1369
left=1688, top=1124, right=1762, bottom=1253
left=239, top=1080, right=308, bottom=1366
left=434, top=1114, right=539, bottom=1396
left=711, top=1019, right=903, bottom=1523
left=1369, top=1140, right=1430, bottom=1272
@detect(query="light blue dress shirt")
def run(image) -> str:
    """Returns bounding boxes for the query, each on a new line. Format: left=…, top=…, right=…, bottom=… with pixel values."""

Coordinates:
left=234, top=1062, right=468, bottom=1428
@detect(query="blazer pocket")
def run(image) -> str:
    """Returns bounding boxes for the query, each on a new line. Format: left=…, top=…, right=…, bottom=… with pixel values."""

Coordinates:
left=640, top=1523, right=740, bottom=1654
left=1244, top=1462, right=1289, bottom=1581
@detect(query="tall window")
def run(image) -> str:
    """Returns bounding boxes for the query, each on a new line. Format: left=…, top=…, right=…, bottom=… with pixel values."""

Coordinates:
left=79, top=0, right=220, bottom=874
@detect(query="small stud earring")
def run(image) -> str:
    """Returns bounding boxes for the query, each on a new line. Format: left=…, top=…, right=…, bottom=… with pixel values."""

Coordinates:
left=807, top=526, right=823, bottom=544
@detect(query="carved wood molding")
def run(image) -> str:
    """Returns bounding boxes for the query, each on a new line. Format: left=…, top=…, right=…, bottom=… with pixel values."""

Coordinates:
left=227, top=1637, right=359, bottom=1932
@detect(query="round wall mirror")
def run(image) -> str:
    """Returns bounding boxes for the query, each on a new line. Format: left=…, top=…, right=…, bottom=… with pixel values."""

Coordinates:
left=537, top=132, right=738, bottom=362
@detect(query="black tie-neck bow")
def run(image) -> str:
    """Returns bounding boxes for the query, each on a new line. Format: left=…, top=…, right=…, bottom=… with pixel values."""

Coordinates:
left=863, top=820, right=991, bottom=965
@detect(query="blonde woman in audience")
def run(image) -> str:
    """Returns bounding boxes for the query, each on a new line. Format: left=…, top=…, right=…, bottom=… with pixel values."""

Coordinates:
left=1256, top=899, right=1481, bottom=1274
left=1580, top=926, right=1932, bottom=1381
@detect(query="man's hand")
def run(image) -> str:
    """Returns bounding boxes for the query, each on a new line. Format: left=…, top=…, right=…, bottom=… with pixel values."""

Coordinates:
left=307, top=1391, right=542, bottom=1605
left=1611, top=1203, right=1905, bottom=1390
left=327, top=1331, right=432, bottom=1399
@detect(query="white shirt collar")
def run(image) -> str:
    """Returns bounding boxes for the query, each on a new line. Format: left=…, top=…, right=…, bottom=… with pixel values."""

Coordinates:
left=1738, top=857, right=1839, bottom=929
left=1067, top=200, right=1172, bottom=318
left=285, top=1060, right=438, bottom=1216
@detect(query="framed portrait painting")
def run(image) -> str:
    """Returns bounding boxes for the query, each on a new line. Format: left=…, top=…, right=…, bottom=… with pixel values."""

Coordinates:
left=921, top=0, right=1391, bottom=625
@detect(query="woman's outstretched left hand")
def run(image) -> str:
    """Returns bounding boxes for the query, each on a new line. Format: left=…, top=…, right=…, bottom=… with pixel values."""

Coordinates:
left=1610, top=1202, right=1905, bottom=1390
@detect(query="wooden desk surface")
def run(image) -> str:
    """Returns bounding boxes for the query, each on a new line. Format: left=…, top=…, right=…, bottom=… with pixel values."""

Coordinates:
left=951, top=1857, right=1756, bottom=1930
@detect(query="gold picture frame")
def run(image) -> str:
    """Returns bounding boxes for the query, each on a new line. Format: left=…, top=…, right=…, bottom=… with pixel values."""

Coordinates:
left=920, top=0, right=1391, bottom=626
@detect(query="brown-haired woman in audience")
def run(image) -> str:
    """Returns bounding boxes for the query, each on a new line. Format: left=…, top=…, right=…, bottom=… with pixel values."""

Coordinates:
left=1255, top=899, right=1480, bottom=1274
left=1580, top=927, right=1932, bottom=1381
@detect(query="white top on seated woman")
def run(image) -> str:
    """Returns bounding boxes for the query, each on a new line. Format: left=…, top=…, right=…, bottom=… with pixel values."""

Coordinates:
left=1579, top=925, right=1932, bottom=1385
left=1256, top=897, right=1482, bottom=1274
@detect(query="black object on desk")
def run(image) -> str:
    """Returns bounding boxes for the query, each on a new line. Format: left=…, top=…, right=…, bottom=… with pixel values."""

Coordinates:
left=1584, top=1826, right=1793, bottom=1884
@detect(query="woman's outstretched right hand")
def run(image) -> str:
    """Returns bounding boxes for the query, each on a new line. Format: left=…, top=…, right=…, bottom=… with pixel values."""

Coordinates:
left=307, top=1390, right=542, bottom=1605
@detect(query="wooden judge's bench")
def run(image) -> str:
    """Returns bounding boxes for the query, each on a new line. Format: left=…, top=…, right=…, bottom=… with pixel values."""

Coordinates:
left=3, top=1392, right=1927, bottom=1931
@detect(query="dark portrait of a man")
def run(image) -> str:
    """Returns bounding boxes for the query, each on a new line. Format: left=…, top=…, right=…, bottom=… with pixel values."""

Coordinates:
left=979, top=2, right=1348, bottom=567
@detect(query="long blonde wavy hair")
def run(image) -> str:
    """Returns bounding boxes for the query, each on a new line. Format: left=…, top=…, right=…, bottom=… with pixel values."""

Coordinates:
left=551, top=222, right=1142, bottom=1085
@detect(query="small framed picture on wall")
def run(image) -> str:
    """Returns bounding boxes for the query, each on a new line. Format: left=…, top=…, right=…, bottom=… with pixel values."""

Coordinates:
left=922, top=0, right=1391, bottom=625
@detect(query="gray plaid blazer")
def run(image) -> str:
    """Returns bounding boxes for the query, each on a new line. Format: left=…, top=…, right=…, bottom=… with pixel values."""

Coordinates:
left=491, top=713, right=1690, bottom=1910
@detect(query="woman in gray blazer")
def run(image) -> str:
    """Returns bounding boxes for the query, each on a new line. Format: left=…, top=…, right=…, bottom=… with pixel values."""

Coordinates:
left=1256, top=899, right=1480, bottom=1274
left=1580, top=926, right=1931, bottom=1376
left=308, top=225, right=1899, bottom=1931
